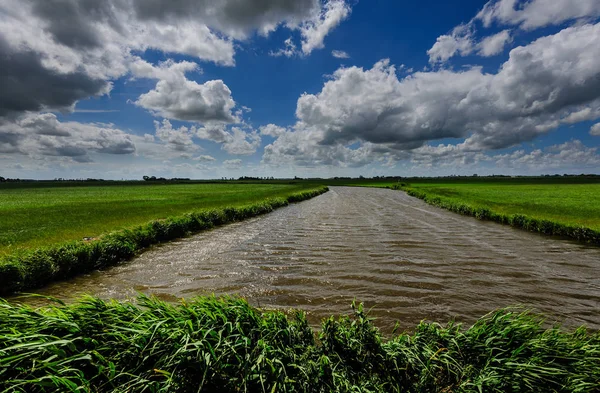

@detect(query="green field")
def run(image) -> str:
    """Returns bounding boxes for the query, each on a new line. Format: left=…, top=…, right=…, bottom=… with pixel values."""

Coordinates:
left=399, top=180, right=600, bottom=231
left=0, top=182, right=328, bottom=294
left=0, top=182, right=321, bottom=255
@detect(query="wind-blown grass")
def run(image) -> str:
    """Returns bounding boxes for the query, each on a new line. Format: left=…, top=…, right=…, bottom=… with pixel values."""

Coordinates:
left=0, top=187, right=328, bottom=296
left=1, top=295, right=598, bottom=392
left=390, top=181, right=600, bottom=245
left=0, top=182, right=325, bottom=255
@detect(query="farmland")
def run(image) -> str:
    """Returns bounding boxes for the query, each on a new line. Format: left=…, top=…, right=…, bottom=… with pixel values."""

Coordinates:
left=0, top=182, right=326, bottom=255
left=371, top=177, right=600, bottom=244
left=1, top=178, right=600, bottom=392
left=0, top=182, right=327, bottom=294
left=399, top=179, right=600, bottom=231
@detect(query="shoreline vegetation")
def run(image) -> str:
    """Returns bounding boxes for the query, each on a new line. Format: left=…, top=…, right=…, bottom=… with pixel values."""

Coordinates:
left=0, top=186, right=328, bottom=296
left=389, top=183, right=600, bottom=246
left=1, top=295, right=598, bottom=392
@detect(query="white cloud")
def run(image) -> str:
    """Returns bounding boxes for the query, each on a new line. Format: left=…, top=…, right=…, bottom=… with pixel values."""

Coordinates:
left=196, top=125, right=261, bottom=155
left=259, top=124, right=288, bottom=137
left=494, top=140, right=600, bottom=170
left=428, top=26, right=511, bottom=63
left=299, top=0, right=351, bottom=55
left=427, top=24, right=474, bottom=63
left=264, top=23, right=600, bottom=168
left=269, top=37, right=297, bottom=57
left=477, top=0, right=600, bottom=31
left=591, top=123, right=600, bottom=136
left=429, top=0, right=600, bottom=63
left=223, top=159, right=243, bottom=169
left=272, top=0, right=352, bottom=57
left=332, top=50, right=350, bottom=59
left=562, top=107, right=600, bottom=124
left=0, top=0, right=351, bottom=120
left=153, top=119, right=198, bottom=153
left=222, top=128, right=262, bottom=155
left=133, top=59, right=238, bottom=123
left=477, top=30, right=512, bottom=56
left=193, top=155, right=216, bottom=162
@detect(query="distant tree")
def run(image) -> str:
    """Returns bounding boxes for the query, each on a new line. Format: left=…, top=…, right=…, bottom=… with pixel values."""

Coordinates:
left=143, top=175, right=150, bottom=181
left=0, top=176, right=5, bottom=182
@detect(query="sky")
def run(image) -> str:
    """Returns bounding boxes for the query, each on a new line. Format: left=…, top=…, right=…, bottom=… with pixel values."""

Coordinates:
left=1, top=0, right=600, bottom=180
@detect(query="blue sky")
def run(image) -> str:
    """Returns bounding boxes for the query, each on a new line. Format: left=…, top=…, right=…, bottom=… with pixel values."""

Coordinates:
left=1, top=0, right=599, bottom=179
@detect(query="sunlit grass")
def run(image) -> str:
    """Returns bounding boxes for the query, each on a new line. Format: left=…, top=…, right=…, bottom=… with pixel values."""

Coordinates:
left=0, top=182, right=320, bottom=255
left=0, top=184, right=328, bottom=295
left=405, top=182, right=600, bottom=231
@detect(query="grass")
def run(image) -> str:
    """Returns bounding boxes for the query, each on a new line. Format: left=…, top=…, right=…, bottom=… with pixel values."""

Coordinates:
left=0, top=182, right=325, bottom=255
left=0, top=295, right=598, bottom=392
left=0, top=183, right=328, bottom=295
left=346, top=177, right=600, bottom=245
left=397, top=181, right=600, bottom=231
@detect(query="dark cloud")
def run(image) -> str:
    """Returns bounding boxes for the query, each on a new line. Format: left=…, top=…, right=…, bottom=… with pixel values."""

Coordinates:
left=29, top=0, right=118, bottom=49
left=0, top=113, right=136, bottom=161
left=0, top=37, right=110, bottom=118
left=130, top=0, right=319, bottom=36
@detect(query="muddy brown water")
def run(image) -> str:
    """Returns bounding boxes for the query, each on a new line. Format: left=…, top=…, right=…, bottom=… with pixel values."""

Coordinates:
left=16, top=187, right=600, bottom=332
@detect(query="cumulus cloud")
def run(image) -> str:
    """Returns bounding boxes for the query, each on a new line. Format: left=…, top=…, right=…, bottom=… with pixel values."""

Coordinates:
left=152, top=120, right=198, bottom=153
left=223, top=159, right=243, bottom=169
left=129, top=0, right=321, bottom=39
left=0, top=34, right=112, bottom=118
left=196, top=125, right=261, bottom=155
left=476, top=0, right=600, bottom=31
left=403, top=140, right=600, bottom=173
left=591, top=123, right=600, bottom=136
left=264, top=23, right=600, bottom=167
left=332, top=50, right=350, bottom=59
left=136, top=73, right=238, bottom=124
left=477, top=30, right=512, bottom=56
left=269, top=37, right=298, bottom=57
left=0, top=113, right=135, bottom=161
left=427, top=24, right=474, bottom=63
left=300, top=0, right=351, bottom=55
left=193, top=155, right=216, bottom=162
left=427, top=26, right=511, bottom=63
left=0, top=0, right=351, bottom=121
left=259, top=124, right=288, bottom=138
left=272, top=0, right=352, bottom=57
left=494, top=141, right=600, bottom=170
left=429, top=0, right=600, bottom=63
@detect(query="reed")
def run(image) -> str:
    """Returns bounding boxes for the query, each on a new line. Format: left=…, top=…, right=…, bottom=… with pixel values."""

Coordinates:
left=1, top=296, right=598, bottom=392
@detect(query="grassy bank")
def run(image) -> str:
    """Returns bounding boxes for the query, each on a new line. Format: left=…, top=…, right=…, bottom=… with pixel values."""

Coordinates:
left=0, top=182, right=326, bottom=255
left=1, top=295, right=598, bottom=392
left=0, top=186, right=328, bottom=296
left=387, top=180, right=600, bottom=245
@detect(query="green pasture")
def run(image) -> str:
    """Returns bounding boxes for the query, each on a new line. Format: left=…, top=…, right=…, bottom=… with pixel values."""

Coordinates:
left=0, top=182, right=319, bottom=256
left=399, top=180, right=600, bottom=231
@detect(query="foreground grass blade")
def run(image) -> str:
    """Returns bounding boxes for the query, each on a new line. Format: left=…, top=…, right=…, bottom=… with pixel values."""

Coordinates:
left=1, top=296, right=598, bottom=392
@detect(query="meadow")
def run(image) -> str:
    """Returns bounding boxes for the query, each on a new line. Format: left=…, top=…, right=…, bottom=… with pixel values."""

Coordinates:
left=0, top=182, right=328, bottom=294
left=0, top=182, right=325, bottom=255
left=1, top=295, right=598, bottom=392
left=377, top=177, right=600, bottom=244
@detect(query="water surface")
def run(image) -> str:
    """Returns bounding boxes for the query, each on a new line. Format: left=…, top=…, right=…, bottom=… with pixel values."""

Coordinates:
left=21, top=187, right=600, bottom=332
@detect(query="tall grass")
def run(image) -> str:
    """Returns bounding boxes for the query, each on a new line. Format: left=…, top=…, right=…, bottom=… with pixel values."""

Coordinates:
left=393, top=185, right=600, bottom=245
left=0, top=187, right=328, bottom=296
left=1, top=296, right=598, bottom=392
